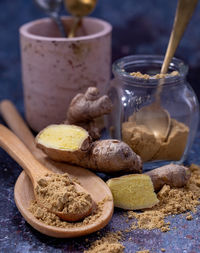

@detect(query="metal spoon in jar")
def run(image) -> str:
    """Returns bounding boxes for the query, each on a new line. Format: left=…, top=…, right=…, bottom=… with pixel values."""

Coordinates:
left=134, top=0, right=198, bottom=141
left=64, top=0, right=97, bottom=38
left=34, top=0, right=67, bottom=37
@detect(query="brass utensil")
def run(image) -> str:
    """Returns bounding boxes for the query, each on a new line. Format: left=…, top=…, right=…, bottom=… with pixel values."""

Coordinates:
left=64, top=0, right=97, bottom=38
left=135, top=0, right=198, bottom=141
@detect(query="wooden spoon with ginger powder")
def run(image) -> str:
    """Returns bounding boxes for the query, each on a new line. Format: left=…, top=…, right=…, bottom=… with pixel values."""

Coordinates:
left=0, top=100, right=114, bottom=238
left=0, top=124, right=94, bottom=222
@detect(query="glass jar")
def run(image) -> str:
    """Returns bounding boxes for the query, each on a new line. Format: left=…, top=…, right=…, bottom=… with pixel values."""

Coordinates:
left=106, top=55, right=199, bottom=168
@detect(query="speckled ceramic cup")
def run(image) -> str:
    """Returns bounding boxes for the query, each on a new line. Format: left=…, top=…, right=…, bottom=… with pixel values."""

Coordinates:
left=20, top=17, right=112, bottom=132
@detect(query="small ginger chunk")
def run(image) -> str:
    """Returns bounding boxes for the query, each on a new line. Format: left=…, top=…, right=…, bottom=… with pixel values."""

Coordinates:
left=107, top=174, right=159, bottom=210
left=37, top=124, right=89, bottom=151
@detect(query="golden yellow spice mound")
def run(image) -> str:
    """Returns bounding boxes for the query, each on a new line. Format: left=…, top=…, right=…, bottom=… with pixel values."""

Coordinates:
left=130, top=71, right=179, bottom=79
left=35, top=173, right=92, bottom=216
left=126, top=164, right=200, bottom=232
left=84, top=231, right=124, bottom=253
left=122, top=119, right=189, bottom=162
left=30, top=173, right=111, bottom=230
left=29, top=196, right=105, bottom=228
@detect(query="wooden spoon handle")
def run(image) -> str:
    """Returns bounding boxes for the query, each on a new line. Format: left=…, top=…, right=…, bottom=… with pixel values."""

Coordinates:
left=161, top=0, right=198, bottom=74
left=0, top=100, right=40, bottom=156
left=0, top=124, right=49, bottom=185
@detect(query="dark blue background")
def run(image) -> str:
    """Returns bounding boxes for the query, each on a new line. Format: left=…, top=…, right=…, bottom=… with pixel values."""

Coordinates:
left=1, top=0, right=200, bottom=106
left=1, top=1, right=200, bottom=252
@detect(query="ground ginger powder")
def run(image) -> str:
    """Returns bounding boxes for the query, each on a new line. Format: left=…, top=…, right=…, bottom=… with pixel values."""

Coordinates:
left=130, top=71, right=179, bottom=79
left=122, top=118, right=189, bottom=162
left=84, top=231, right=124, bottom=253
left=126, top=164, right=200, bottom=232
left=29, top=164, right=200, bottom=252
left=29, top=198, right=106, bottom=229
left=34, top=173, right=92, bottom=216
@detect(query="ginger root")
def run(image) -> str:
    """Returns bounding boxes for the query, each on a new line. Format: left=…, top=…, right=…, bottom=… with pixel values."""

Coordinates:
left=65, top=87, right=113, bottom=140
left=36, top=124, right=142, bottom=174
left=145, top=164, right=190, bottom=191
left=107, top=174, right=159, bottom=210
left=36, top=124, right=92, bottom=166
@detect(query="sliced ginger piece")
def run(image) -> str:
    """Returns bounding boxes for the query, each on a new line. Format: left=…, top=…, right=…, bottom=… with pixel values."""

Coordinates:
left=36, top=125, right=142, bottom=173
left=36, top=124, right=91, bottom=163
left=37, top=124, right=90, bottom=151
left=107, top=174, right=159, bottom=210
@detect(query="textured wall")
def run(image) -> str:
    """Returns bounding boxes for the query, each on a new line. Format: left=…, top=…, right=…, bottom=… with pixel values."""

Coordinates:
left=0, top=0, right=200, bottom=104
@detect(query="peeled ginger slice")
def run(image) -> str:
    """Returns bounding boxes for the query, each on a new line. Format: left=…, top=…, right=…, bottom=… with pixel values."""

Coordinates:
left=107, top=174, right=159, bottom=210
left=36, top=124, right=89, bottom=151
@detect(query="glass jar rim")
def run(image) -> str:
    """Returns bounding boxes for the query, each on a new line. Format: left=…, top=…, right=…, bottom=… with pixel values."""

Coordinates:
left=112, top=54, right=189, bottom=86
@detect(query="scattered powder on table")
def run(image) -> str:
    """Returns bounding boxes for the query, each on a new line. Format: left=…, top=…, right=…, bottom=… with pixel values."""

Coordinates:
left=29, top=164, right=200, bottom=252
left=126, top=164, right=200, bottom=232
left=35, top=173, right=92, bottom=216
left=84, top=231, right=124, bottom=253
left=136, top=250, right=150, bottom=253
left=130, top=71, right=179, bottom=79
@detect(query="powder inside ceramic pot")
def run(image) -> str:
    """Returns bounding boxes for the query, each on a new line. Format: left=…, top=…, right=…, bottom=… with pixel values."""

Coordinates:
left=125, top=164, right=200, bottom=232
left=122, top=118, right=189, bottom=162
left=84, top=231, right=124, bottom=253
left=34, top=173, right=92, bottom=218
left=130, top=71, right=179, bottom=79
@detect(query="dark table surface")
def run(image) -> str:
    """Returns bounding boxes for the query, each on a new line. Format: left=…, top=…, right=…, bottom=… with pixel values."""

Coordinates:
left=1, top=0, right=200, bottom=252
left=0, top=108, right=200, bottom=253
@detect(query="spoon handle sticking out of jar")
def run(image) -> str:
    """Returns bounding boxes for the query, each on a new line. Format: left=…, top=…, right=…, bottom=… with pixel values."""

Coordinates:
left=161, top=0, right=198, bottom=74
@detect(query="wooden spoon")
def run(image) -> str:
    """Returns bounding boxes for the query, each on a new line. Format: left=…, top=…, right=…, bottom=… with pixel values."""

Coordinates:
left=135, top=0, right=198, bottom=141
left=0, top=100, right=113, bottom=238
left=0, top=124, right=94, bottom=222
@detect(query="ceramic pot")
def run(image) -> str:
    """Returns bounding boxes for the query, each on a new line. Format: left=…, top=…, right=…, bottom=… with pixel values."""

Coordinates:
left=20, top=17, right=112, bottom=132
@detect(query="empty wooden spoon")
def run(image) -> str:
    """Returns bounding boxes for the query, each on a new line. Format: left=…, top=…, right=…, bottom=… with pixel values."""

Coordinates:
left=0, top=100, right=114, bottom=238
left=0, top=124, right=94, bottom=222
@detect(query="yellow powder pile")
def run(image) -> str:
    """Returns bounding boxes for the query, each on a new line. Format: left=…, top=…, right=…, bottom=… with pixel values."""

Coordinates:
left=84, top=231, right=124, bottom=253
left=126, top=164, right=200, bottom=232
left=122, top=118, right=189, bottom=162
left=130, top=71, right=179, bottom=79
left=29, top=198, right=105, bottom=228
left=35, top=173, right=92, bottom=216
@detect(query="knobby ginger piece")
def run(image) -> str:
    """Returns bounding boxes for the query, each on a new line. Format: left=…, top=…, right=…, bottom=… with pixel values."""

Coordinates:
left=65, top=87, right=113, bottom=140
left=107, top=174, right=159, bottom=210
left=145, top=164, right=191, bottom=191
left=36, top=124, right=142, bottom=174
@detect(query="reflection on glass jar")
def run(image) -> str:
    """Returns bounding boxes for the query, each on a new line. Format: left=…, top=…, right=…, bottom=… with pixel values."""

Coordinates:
left=106, top=55, right=199, bottom=165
